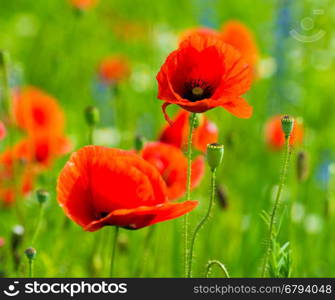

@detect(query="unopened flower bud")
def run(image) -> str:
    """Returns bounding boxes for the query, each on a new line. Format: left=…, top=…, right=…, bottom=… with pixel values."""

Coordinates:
left=36, top=189, right=49, bottom=205
left=297, top=151, right=309, bottom=182
left=24, top=247, right=36, bottom=260
left=134, top=135, right=145, bottom=151
left=207, top=143, right=224, bottom=171
left=0, top=50, right=8, bottom=68
left=281, top=115, right=294, bottom=140
left=84, top=106, right=100, bottom=126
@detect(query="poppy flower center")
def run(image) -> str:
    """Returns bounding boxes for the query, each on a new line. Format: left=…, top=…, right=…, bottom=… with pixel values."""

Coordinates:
left=183, top=79, right=213, bottom=102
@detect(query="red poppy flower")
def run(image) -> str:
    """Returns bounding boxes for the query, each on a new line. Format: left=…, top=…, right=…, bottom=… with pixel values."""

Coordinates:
left=0, top=121, right=6, bottom=141
left=57, top=146, right=197, bottom=231
left=159, top=110, right=218, bottom=152
left=98, top=56, right=130, bottom=85
left=221, top=21, right=259, bottom=76
left=70, top=0, right=98, bottom=10
left=265, top=115, right=304, bottom=150
left=13, top=134, right=72, bottom=167
left=156, top=33, right=253, bottom=121
left=141, top=142, right=204, bottom=200
left=13, top=86, right=65, bottom=136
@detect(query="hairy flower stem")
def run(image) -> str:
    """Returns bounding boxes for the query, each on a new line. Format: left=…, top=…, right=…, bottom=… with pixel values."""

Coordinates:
left=184, top=112, right=196, bottom=277
left=261, top=138, right=291, bottom=277
left=205, top=260, right=230, bottom=278
left=31, top=204, right=44, bottom=246
left=187, top=168, right=216, bottom=278
left=110, top=226, right=119, bottom=277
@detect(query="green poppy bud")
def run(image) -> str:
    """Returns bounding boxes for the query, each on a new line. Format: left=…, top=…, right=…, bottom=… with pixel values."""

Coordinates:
left=281, top=115, right=294, bottom=140
left=24, top=247, right=36, bottom=260
left=36, top=189, right=49, bottom=205
left=207, top=143, right=224, bottom=171
left=84, top=106, right=100, bottom=126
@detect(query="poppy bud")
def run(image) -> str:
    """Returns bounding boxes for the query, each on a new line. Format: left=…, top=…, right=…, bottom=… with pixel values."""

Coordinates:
left=134, top=135, right=145, bottom=151
left=281, top=115, right=294, bottom=140
left=296, top=151, right=309, bottom=182
left=84, top=106, right=100, bottom=126
left=24, top=247, right=36, bottom=260
left=207, top=143, right=224, bottom=171
left=36, top=189, right=49, bottom=205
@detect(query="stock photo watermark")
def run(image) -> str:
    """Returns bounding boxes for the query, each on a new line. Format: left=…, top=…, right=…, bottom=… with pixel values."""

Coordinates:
left=290, top=9, right=325, bottom=43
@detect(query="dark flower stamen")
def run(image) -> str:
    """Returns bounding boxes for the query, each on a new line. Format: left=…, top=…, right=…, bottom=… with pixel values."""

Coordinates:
left=183, top=79, right=213, bottom=102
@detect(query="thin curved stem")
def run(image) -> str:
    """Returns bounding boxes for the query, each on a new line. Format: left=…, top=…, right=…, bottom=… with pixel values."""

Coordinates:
left=110, top=226, right=119, bottom=277
left=261, top=138, right=291, bottom=277
left=187, top=168, right=216, bottom=278
left=184, top=112, right=196, bottom=277
left=206, top=260, right=230, bottom=278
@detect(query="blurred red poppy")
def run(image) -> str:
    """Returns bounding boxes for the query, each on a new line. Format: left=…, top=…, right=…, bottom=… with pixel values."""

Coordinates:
left=70, top=0, right=98, bottom=10
left=141, top=142, right=204, bottom=200
left=98, top=56, right=130, bottom=85
left=0, top=121, right=6, bottom=141
left=265, top=115, right=304, bottom=150
left=156, top=33, right=253, bottom=121
left=221, top=21, right=259, bottom=76
left=14, top=134, right=72, bottom=168
left=159, top=110, right=218, bottom=152
left=57, top=146, right=197, bottom=231
left=13, top=86, right=65, bottom=136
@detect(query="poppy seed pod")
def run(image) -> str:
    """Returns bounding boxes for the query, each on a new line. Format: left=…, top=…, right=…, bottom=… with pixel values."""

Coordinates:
left=24, top=247, right=36, bottom=260
left=36, top=189, right=49, bottom=204
left=84, top=106, right=100, bottom=126
left=281, top=115, right=294, bottom=140
left=296, top=151, right=309, bottom=182
left=207, top=143, right=224, bottom=171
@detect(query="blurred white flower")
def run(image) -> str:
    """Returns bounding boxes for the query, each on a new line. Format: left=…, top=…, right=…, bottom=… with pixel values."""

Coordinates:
left=291, top=202, right=305, bottom=223
left=258, top=57, right=277, bottom=78
left=304, top=214, right=323, bottom=234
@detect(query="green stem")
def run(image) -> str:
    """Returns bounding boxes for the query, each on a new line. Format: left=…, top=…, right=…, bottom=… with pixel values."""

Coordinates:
left=187, top=168, right=216, bottom=278
left=183, top=112, right=196, bottom=277
left=205, top=260, right=230, bottom=278
left=261, top=138, right=291, bottom=277
left=28, top=260, right=33, bottom=278
left=31, top=204, right=44, bottom=245
left=110, top=226, right=119, bottom=277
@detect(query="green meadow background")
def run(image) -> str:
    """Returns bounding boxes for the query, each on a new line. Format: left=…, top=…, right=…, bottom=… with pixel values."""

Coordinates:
left=1, top=0, right=335, bottom=277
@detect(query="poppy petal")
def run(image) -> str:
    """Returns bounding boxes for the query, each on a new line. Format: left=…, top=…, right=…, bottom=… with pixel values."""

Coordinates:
left=84, top=201, right=198, bottom=231
left=220, top=97, right=253, bottom=118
